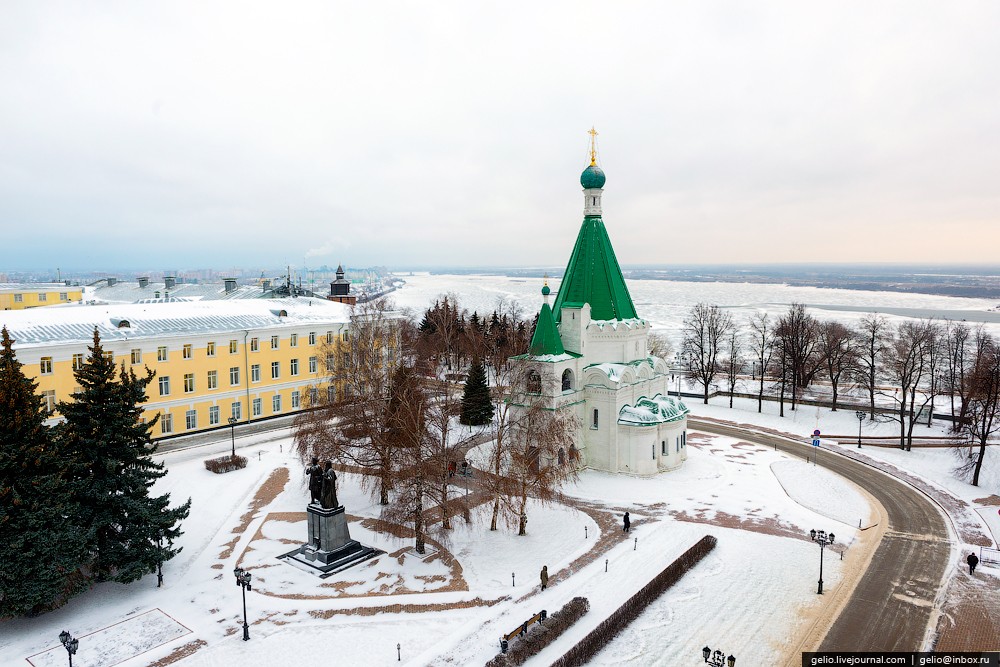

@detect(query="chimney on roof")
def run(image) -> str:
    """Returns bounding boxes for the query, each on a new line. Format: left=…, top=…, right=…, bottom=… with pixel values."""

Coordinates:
left=262, top=280, right=271, bottom=292
left=164, top=276, right=176, bottom=289
left=107, top=277, right=117, bottom=287
left=224, top=278, right=237, bottom=293
left=138, top=277, right=150, bottom=288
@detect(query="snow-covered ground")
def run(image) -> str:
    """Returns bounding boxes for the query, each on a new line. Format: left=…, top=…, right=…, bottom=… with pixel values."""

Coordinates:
left=5, top=276, right=999, bottom=666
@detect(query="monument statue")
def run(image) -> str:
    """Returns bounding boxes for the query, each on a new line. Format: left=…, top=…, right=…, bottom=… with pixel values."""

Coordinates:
left=306, top=457, right=323, bottom=505
left=320, top=460, right=339, bottom=509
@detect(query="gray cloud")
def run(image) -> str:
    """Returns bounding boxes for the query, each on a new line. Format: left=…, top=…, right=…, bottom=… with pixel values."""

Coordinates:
left=1, top=1, right=998, bottom=271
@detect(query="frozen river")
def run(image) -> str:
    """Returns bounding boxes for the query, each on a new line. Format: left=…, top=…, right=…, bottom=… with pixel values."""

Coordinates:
left=389, top=272, right=1000, bottom=346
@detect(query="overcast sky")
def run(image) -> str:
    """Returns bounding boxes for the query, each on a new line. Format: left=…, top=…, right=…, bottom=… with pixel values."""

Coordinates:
left=2, top=2, right=999, bottom=273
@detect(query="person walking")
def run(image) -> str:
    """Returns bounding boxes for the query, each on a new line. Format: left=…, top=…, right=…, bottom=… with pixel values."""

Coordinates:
left=623, top=511, right=631, bottom=533
left=967, top=552, right=979, bottom=575
left=540, top=565, right=549, bottom=591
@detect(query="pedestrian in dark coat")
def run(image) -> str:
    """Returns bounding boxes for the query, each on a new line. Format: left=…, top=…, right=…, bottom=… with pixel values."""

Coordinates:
left=540, top=565, right=549, bottom=591
left=623, top=511, right=631, bottom=533
left=967, top=552, right=979, bottom=575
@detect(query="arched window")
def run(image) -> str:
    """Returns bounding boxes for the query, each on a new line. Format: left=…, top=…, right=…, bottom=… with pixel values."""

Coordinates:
left=558, top=448, right=566, bottom=465
left=527, top=370, right=541, bottom=394
left=561, top=369, right=573, bottom=391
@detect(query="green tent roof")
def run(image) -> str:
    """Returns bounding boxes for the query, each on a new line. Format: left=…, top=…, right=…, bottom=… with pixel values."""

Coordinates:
left=528, top=302, right=565, bottom=356
left=552, top=215, right=637, bottom=322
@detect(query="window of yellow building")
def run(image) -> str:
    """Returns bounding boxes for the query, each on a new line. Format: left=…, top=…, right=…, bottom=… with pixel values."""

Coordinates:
left=229, top=339, right=238, bottom=354
left=38, top=293, right=47, bottom=302
left=250, top=337, right=259, bottom=352
left=231, top=401, right=242, bottom=420
left=72, top=353, right=84, bottom=370
left=326, top=331, right=333, bottom=344
left=271, top=361, right=280, bottom=379
left=251, top=364, right=260, bottom=383
left=183, top=344, right=193, bottom=359
left=271, top=335, right=279, bottom=349
left=309, top=356, right=317, bottom=373
left=207, top=342, right=216, bottom=356
left=40, top=357, right=53, bottom=374
left=157, top=346, right=168, bottom=362
left=14, top=293, right=23, bottom=303
left=159, top=376, right=170, bottom=396
left=291, top=390, right=300, bottom=408
left=131, top=349, right=142, bottom=364
left=230, top=367, right=240, bottom=385
left=252, top=398, right=262, bottom=417
left=185, top=410, right=197, bottom=430
left=161, top=413, right=173, bottom=434
left=308, top=332, right=316, bottom=345
left=184, top=373, right=194, bottom=393
left=290, top=358, right=299, bottom=376
left=272, top=395, right=281, bottom=413
left=207, top=370, right=218, bottom=389
left=290, top=333, right=298, bottom=347
left=209, top=406, right=220, bottom=425
left=342, top=331, right=348, bottom=342
left=42, top=390, right=55, bottom=412
left=60, top=293, right=68, bottom=301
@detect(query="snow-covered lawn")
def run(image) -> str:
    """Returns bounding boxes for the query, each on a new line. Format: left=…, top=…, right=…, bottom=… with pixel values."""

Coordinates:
left=3, top=391, right=996, bottom=666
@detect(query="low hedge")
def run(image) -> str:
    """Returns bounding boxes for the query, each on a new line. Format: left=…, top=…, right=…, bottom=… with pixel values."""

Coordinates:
left=485, top=597, right=590, bottom=667
left=550, top=535, right=717, bottom=667
left=204, top=454, right=248, bottom=474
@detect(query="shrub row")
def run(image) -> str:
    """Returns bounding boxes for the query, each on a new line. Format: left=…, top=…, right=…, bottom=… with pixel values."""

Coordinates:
left=550, top=535, right=718, bottom=667
left=485, top=597, right=590, bottom=667
left=204, top=454, right=248, bottom=474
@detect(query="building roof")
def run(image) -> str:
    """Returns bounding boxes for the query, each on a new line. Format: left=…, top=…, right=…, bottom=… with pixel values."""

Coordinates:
left=0, top=298, right=351, bottom=348
left=527, top=302, right=565, bottom=356
left=552, top=214, right=638, bottom=322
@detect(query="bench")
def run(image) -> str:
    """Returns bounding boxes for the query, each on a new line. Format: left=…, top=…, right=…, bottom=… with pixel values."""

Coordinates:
left=499, top=610, right=547, bottom=653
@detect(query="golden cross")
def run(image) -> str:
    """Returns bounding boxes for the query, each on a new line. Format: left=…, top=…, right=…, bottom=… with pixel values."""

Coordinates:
left=588, top=127, right=598, bottom=166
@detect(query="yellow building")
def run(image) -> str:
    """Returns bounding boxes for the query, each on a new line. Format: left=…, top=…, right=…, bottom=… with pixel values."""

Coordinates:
left=1, top=298, right=357, bottom=438
left=1, top=283, right=84, bottom=310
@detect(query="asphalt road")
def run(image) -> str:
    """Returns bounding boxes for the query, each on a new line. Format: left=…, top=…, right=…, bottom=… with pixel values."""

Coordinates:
left=691, top=418, right=952, bottom=652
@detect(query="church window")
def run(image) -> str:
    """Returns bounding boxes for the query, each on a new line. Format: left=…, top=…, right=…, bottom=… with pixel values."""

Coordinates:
left=561, top=369, right=573, bottom=391
left=527, top=370, right=541, bottom=394
left=676, top=437, right=680, bottom=453
left=652, top=444, right=656, bottom=460
left=591, top=409, right=599, bottom=429
left=682, top=431, right=687, bottom=448
left=662, top=440, right=667, bottom=455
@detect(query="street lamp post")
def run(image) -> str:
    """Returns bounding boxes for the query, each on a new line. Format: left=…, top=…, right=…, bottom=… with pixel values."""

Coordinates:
left=702, top=646, right=736, bottom=666
left=59, top=631, right=79, bottom=667
left=855, top=410, right=865, bottom=449
left=228, top=416, right=238, bottom=458
left=156, top=528, right=165, bottom=587
left=809, top=529, right=835, bottom=594
left=234, top=566, right=252, bottom=640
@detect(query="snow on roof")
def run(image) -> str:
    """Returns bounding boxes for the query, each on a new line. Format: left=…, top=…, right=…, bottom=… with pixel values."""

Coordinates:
left=0, top=297, right=351, bottom=347
left=89, top=280, right=265, bottom=304
left=585, top=357, right=655, bottom=382
left=617, top=393, right=690, bottom=426
left=588, top=317, right=647, bottom=330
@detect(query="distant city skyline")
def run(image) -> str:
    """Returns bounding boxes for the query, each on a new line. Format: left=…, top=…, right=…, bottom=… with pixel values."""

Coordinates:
left=2, top=2, right=999, bottom=271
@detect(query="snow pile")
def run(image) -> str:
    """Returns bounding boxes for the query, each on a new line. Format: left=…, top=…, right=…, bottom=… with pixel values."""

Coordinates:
left=772, top=460, right=874, bottom=529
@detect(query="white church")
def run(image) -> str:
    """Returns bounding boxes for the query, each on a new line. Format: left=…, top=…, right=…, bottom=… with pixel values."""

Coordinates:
left=513, top=135, right=689, bottom=475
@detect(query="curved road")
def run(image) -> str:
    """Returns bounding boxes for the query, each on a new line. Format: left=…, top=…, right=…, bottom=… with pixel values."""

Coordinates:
left=691, top=419, right=952, bottom=652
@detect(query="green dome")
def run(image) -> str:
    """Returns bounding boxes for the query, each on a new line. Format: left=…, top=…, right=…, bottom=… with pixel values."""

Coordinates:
left=541, top=284, right=551, bottom=296
left=580, top=164, right=606, bottom=189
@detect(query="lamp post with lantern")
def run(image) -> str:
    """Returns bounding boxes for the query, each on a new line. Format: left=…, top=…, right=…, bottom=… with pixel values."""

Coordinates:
left=702, top=646, right=735, bottom=666
left=855, top=410, right=865, bottom=448
left=810, top=529, right=835, bottom=594
left=58, top=631, right=79, bottom=667
left=228, top=416, right=238, bottom=458
left=234, top=567, right=252, bottom=640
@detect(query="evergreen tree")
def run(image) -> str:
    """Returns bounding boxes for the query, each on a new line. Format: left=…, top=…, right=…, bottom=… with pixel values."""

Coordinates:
left=460, top=358, right=494, bottom=426
left=0, top=327, right=89, bottom=617
left=57, top=329, right=190, bottom=583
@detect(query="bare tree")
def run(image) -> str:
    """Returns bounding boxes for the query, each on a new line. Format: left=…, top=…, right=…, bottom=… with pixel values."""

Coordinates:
left=943, top=320, right=972, bottom=430
left=855, top=313, right=890, bottom=420
left=882, top=320, right=939, bottom=450
left=293, top=296, right=401, bottom=505
left=777, top=303, right=820, bottom=410
left=962, top=333, right=1000, bottom=487
left=748, top=312, right=776, bottom=413
left=498, top=401, right=579, bottom=535
left=682, top=303, right=734, bottom=404
left=647, top=331, right=674, bottom=362
left=817, top=321, right=857, bottom=412
left=723, top=328, right=744, bottom=408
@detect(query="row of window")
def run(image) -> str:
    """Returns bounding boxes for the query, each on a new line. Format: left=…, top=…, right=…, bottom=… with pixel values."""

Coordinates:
left=155, top=358, right=320, bottom=395
left=158, top=388, right=323, bottom=434
left=11, top=292, right=70, bottom=303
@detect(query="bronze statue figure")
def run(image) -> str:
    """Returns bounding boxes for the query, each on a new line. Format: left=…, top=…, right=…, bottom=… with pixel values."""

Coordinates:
left=306, top=457, right=323, bottom=505
left=320, top=460, right=339, bottom=509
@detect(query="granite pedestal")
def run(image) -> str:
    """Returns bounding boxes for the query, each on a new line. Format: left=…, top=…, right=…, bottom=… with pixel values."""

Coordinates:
left=279, top=503, right=380, bottom=577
